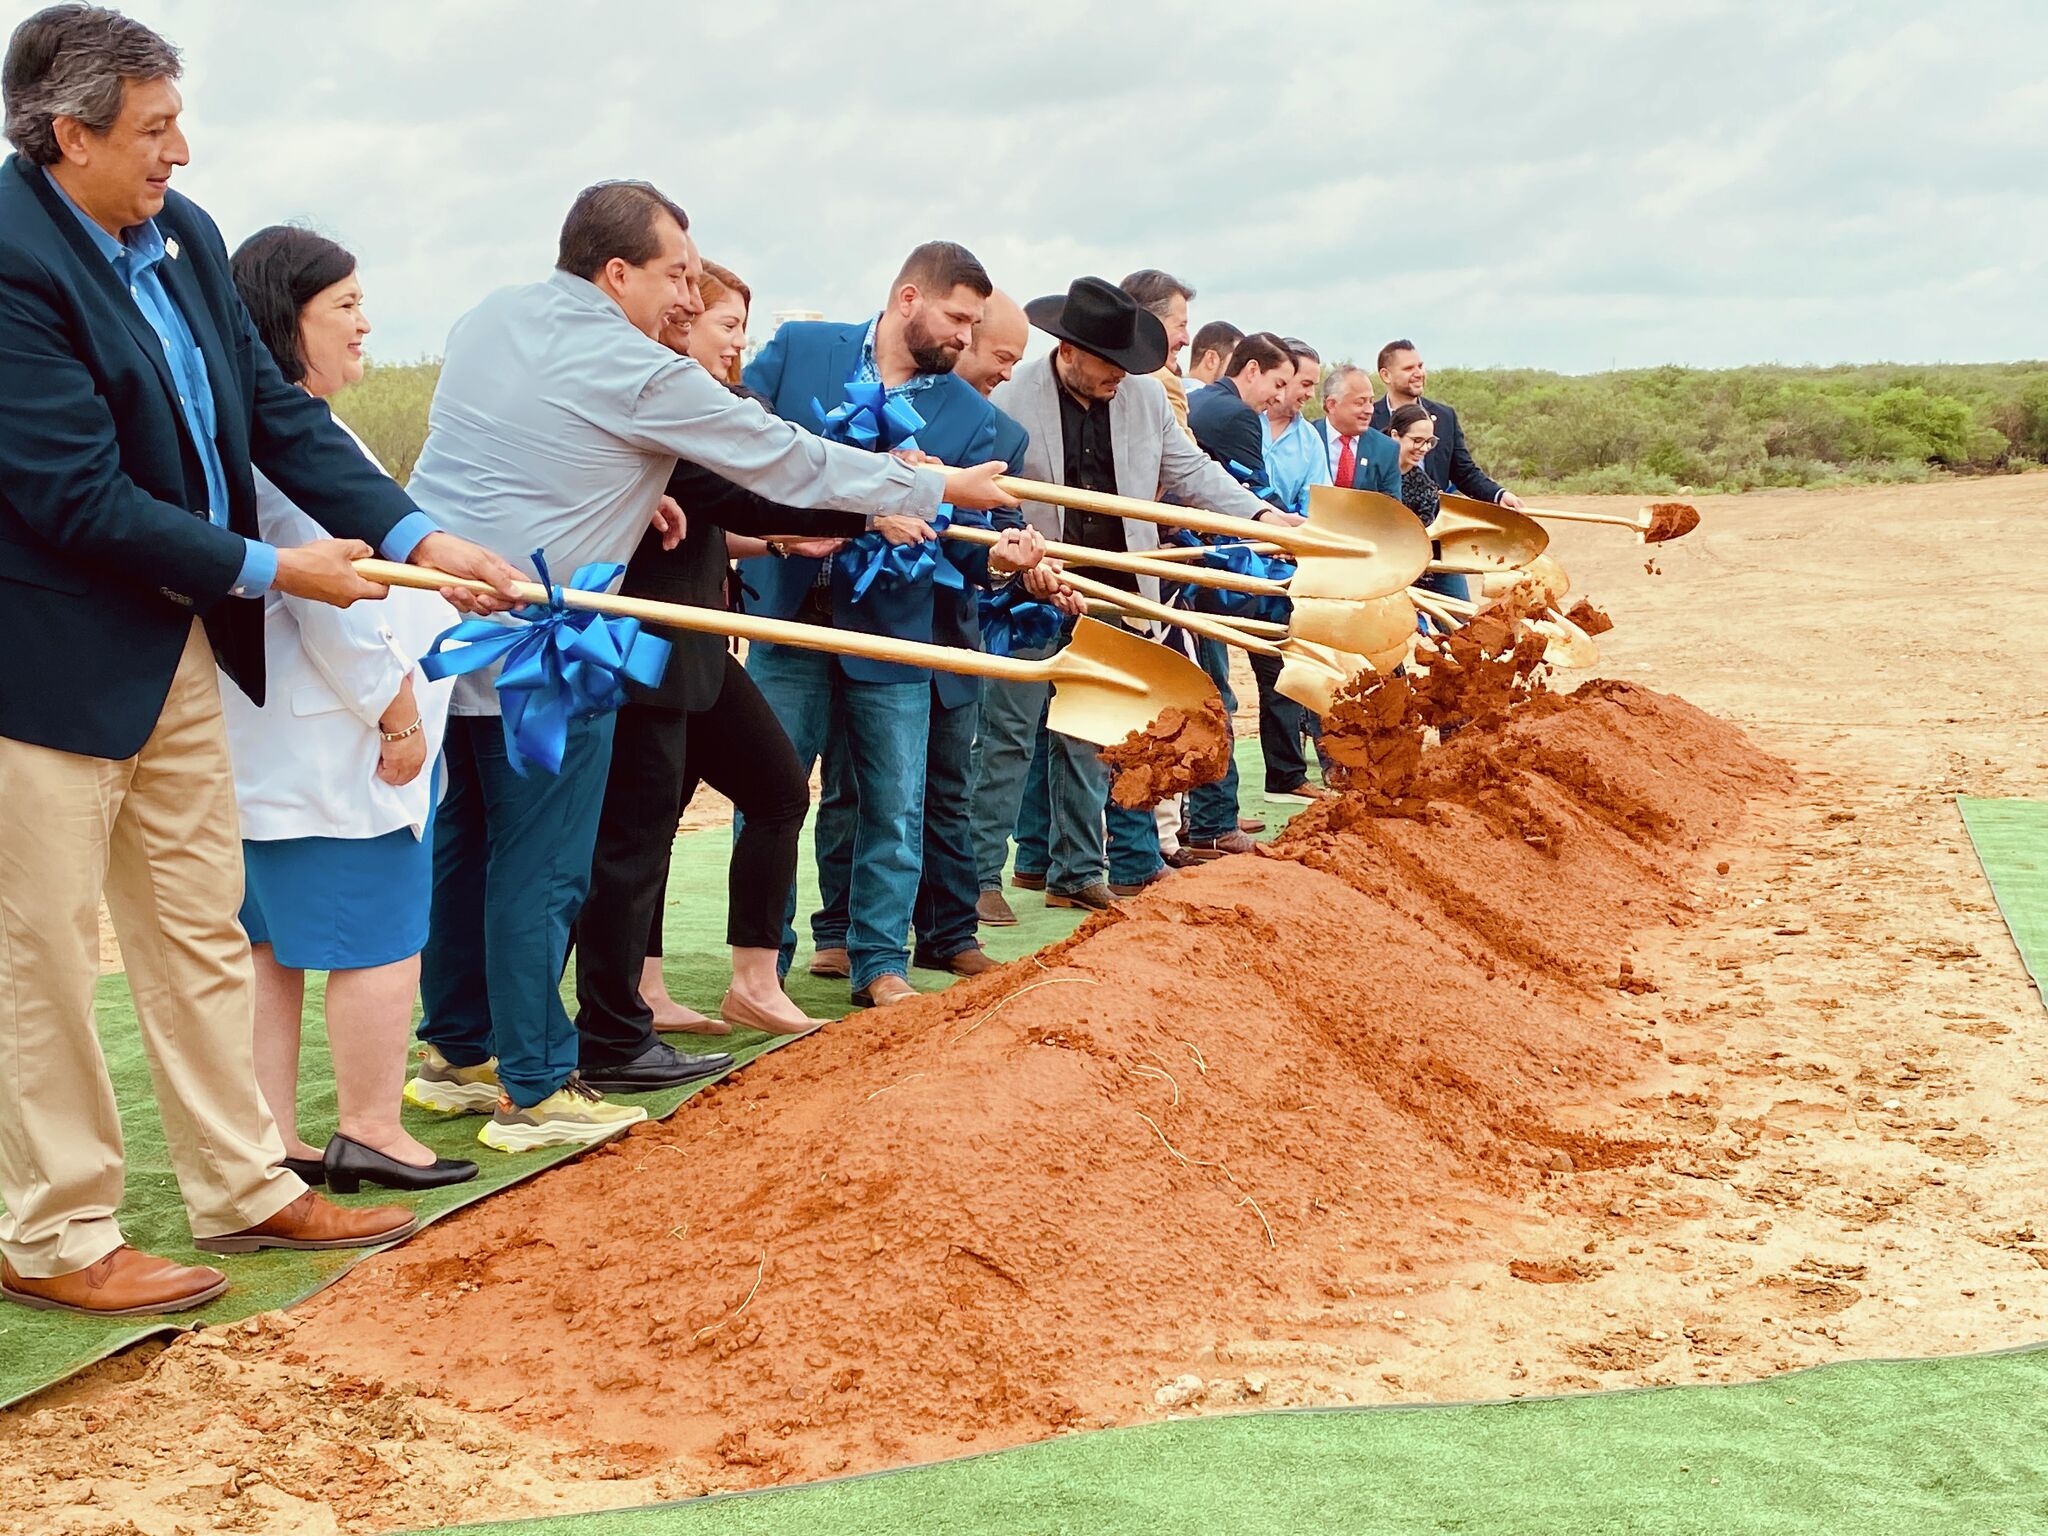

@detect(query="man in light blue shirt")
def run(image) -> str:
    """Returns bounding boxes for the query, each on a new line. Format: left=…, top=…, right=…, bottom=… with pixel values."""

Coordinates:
left=404, top=180, right=1016, bottom=1150
left=1260, top=337, right=1332, bottom=517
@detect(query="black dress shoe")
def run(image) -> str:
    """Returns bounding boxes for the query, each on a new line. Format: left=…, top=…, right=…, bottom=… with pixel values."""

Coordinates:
left=322, top=1135, right=478, bottom=1195
left=281, top=1155, right=327, bottom=1187
left=579, top=1040, right=735, bottom=1094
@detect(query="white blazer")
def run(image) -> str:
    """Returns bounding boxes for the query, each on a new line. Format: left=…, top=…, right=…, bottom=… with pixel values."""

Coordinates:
left=221, top=418, right=458, bottom=842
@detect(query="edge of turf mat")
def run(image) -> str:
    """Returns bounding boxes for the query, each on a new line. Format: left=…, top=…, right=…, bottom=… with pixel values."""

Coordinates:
left=418, top=1342, right=2048, bottom=1536
left=1958, top=795, right=2048, bottom=1010
left=0, top=741, right=1309, bottom=1407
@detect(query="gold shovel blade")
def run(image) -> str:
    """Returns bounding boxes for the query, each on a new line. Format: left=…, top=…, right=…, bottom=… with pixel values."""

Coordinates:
left=1431, top=495, right=1551, bottom=570
left=1043, top=616, right=1220, bottom=748
left=1288, top=485, right=1434, bottom=598
left=1274, top=639, right=1377, bottom=715
left=1288, top=593, right=1418, bottom=656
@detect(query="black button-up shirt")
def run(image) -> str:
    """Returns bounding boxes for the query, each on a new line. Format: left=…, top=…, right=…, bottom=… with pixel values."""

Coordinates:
left=1055, top=377, right=1136, bottom=591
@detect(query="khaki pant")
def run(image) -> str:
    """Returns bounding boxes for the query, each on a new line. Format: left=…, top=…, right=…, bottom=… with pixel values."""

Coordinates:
left=0, top=623, right=302, bottom=1276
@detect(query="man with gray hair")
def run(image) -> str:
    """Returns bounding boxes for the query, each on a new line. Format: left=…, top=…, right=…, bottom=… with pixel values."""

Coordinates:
left=1319, top=364, right=1400, bottom=498
left=1119, top=268, right=1194, bottom=432
left=0, top=2, right=526, bottom=1316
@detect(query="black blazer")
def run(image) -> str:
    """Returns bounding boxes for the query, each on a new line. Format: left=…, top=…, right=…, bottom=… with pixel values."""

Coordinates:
left=0, top=155, right=420, bottom=758
left=620, top=384, right=865, bottom=712
left=1369, top=393, right=1505, bottom=505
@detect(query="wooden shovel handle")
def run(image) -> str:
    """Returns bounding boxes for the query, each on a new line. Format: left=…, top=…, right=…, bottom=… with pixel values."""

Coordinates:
left=1054, top=568, right=1283, bottom=656
left=354, top=560, right=1055, bottom=682
left=939, top=525, right=1284, bottom=597
left=995, top=475, right=1325, bottom=555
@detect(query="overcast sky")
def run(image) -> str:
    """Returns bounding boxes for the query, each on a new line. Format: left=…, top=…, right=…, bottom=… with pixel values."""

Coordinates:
left=9, top=0, right=2041, bottom=373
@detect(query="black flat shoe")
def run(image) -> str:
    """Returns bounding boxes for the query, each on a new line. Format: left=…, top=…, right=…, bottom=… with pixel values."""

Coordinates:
left=323, top=1134, right=479, bottom=1195
left=280, top=1155, right=327, bottom=1186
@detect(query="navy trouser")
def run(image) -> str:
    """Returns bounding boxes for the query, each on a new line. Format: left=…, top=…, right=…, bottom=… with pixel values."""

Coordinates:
left=1184, top=637, right=1242, bottom=841
left=910, top=689, right=982, bottom=960
left=420, top=712, right=616, bottom=1108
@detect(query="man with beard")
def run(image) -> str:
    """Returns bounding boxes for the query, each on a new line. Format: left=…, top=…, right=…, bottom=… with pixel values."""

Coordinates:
left=739, top=243, right=1045, bottom=1007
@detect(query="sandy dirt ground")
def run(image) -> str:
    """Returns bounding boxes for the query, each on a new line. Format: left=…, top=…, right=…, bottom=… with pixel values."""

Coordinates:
left=11, top=475, right=2048, bottom=1535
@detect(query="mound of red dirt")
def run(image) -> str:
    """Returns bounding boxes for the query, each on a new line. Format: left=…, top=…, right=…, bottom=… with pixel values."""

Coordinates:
left=280, top=682, right=1789, bottom=1487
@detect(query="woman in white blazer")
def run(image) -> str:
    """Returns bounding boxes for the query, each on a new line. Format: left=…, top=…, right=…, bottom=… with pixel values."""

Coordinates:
left=223, top=227, right=475, bottom=1195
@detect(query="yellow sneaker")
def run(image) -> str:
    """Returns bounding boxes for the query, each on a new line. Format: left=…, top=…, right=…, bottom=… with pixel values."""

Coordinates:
left=476, top=1075, right=647, bottom=1153
left=402, top=1044, right=502, bottom=1116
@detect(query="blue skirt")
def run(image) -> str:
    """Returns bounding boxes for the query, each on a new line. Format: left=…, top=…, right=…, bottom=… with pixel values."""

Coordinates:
left=240, top=813, right=435, bottom=972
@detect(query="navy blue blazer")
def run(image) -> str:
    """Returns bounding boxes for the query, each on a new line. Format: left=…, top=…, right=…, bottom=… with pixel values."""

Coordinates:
left=926, top=404, right=1029, bottom=703
left=1336, top=423, right=1403, bottom=500
left=1186, top=378, right=1284, bottom=508
left=737, top=320, right=999, bottom=702
left=0, top=155, right=420, bottom=758
left=1369, top=394, right=1505, bottom=505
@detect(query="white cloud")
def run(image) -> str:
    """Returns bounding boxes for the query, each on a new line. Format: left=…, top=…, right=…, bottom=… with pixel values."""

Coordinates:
left=3, top=0, right=2041, bottom=370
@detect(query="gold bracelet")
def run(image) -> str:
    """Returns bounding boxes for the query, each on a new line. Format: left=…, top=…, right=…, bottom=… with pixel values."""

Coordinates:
left=379, top=717, right=423, bottom=743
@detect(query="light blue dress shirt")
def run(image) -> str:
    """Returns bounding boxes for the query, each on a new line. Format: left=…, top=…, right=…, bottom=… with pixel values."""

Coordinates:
left=1261, top=410, right=1333, bottom=516
left=42, top=172, right=438, bottom=596
left=408, top=271, right=942, bottom=716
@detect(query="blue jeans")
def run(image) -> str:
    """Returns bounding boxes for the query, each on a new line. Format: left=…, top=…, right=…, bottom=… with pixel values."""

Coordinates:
left=747, top=642, right=928, bottom=993
left=1184, top=637, right=1242, bottom=841
left=911, top=690, right=981, bottom=960
left=1015, top=725, right=1051, bottom=878
left=420, top=712, right=616, bottom=1107
left=1047, top=729, right=1163, bottom=892
left=971, top=667, right=1051, bottom=888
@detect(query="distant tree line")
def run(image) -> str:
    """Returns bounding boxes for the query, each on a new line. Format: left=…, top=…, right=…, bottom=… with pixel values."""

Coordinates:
left=340, top=358, right=2048, bottom=495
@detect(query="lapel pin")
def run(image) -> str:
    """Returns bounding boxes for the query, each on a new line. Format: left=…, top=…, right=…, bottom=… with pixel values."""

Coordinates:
left=165, top=237, right=180, bottom=260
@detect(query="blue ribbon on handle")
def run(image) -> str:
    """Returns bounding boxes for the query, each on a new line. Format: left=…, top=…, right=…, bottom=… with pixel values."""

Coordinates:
left=813, top=381, right=926, bottom=455
left=978, top=581, right=1064, bottom=657
left=1159, top=531, right=1294, bottom=625
left=419, top=551, right=671, bottom=776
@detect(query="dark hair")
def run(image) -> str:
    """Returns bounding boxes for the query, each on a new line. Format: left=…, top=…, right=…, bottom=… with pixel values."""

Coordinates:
left=1377, top=338, right=1419, bottom=372
left=1226, top=331, right=1291, bottom=379
left=1189, top=320, right=1242, bottom=367
left=1281, top=336, right=1319, bottom=367
left=1385, top=402, right=1432, bottom=438
left=230, top=225, right=356, bottom=386
left=1120, top=268, right=1194, bottom=319
left=893, top=239, right=992, bottom=300
left=3, top=3, right=180, bottom=165
left=556, top=180, right=689, bottom=281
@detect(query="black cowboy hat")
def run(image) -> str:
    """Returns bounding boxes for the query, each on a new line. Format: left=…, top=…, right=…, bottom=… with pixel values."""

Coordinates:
left=1024, top=276, right=1168, bottom=375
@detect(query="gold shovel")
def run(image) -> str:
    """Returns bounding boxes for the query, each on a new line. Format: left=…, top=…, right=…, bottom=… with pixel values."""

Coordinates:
left=1407, top=586, right=1600, bottom=670
left=1053, top=567, right=1390, bottom=715
left=1439, top=493, right=1699, bottom=543
left=941, top=524, right=1415, bottom=658
left=355, top=561, right=1214, bottom=748
left=1421, top=499, right=1552, bottom=571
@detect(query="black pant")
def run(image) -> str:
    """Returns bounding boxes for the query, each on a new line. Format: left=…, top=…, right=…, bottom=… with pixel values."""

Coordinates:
left=574, top=653, right=808, bottom=1067
left=1248, top=651, right=1313, bottom=792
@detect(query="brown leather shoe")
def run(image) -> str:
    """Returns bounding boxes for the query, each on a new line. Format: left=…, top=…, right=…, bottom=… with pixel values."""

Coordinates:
left=1237, top=817, right=1267, bottom=835
left=975, top=890, right=1019, bottom=926
left=915, top=946, right=997, bottom=977
left=807, top=946, right=851, bottom=978
left=2, top=1246, right=227, bottom=1318
left=194, top=1191, right=417, bottom=1255
left=1046, top=882, right=1119, bottom=911
left=1108, top=868, right=1175, bottom=899
left=851, top=974, right=920, bottom=1007
left=1009, top=871, right=1047, bottom=892
left=1184, top=829, right=1256, bottom=860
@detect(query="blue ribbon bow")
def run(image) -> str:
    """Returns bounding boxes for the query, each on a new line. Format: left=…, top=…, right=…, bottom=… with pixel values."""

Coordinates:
left=842, top=505, right=975, bottom=601
left=419, top=551, right=671, bottom=776
left=813, top=380, right=926, bottom=455
left=1159, top=531, right=1294, bottom=625
left=978, top=581, right=1064, bottom=657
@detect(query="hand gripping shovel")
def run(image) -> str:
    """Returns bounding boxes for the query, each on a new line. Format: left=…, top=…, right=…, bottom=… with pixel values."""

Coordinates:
left=356, top=561, right=1214, bottom=748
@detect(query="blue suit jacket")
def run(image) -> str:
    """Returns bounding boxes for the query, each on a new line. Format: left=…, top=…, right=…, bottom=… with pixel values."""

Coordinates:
left=738, top=320, right=999, bottom=701
left=1185, top=377, right=1276, bottom=503
left=1368, top=394, right=1504, bottom=504
left=1344, top=425, right=1403, bottom=500
left=0, top=155, right=420, bottom=758
left=925, top=405, right=1030, bottom=703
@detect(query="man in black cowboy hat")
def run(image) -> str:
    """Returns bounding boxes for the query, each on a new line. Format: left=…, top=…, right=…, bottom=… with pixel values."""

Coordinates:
left=975, top=277, right=1289, bottom=910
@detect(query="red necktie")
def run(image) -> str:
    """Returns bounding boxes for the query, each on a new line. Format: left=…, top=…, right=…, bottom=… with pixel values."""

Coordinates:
left=1335, top=433, right=1357, bottom=488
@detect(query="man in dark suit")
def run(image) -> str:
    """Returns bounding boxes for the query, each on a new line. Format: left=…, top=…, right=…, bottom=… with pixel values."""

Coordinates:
left=0, top=5, right=519, bottom=1317
left=1368, top=339, right=1524, bottom=509
left=1319, top=364, right=1401, bottom=499
left=737, top=242, right=1041, bottom=1007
